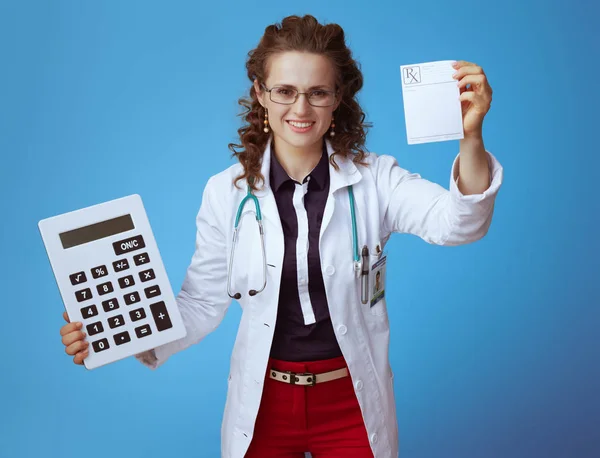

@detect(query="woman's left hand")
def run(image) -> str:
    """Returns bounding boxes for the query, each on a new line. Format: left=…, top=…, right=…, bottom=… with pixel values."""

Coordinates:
left=452, top=61, right=493, bottom=139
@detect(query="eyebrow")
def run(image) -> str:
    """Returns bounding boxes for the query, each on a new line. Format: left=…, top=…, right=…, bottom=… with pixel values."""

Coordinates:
left=275, top=84, right=333, bottom=90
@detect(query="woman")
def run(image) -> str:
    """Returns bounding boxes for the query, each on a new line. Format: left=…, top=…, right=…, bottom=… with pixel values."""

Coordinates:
left=59, top=14, right=502, bottom=458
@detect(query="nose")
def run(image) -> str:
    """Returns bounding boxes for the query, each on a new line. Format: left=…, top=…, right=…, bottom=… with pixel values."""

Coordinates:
left=292, top=93, right=312, bottom=113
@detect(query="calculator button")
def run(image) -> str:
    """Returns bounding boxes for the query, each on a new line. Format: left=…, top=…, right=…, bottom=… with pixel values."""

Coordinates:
left=102, top=298, right=120, bottom=312
left=113, top=331, right=131, bottom=346
left=75, top=288, right=93, bottom=302
left=96, top=281, right=114, bottom=296
left=113, top=259, right=130, bottom=273
left=86, top=321, right=104, bottom=336
left=80, top=304, right=98, bottom=319
left=70, top=271, right=87, bottom=285
left=107, top=314, right=125, bottom=329
left=144, top=285, right=161, bottom=299
left=135, top=324, right=152, bottom=338
left=91, top=265, right=108, bottom=279
left=113, top=235, right=146, bottom=256
left=129, top=307, right=146, bottom=322
left=133, top=252, right=150, bottom=266
left=118, top=275, right=135, bottom=289
left=139, top=268, right=156, bottom=282
left=150, top=301, right=172, bottom=331
left=124, top=291, right=141, bottom=305
left=92, top=338, right=110, bottom=353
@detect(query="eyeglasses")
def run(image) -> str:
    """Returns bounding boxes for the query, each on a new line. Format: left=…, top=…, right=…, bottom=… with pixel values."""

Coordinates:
left=261, top=84, right=338, bottom=107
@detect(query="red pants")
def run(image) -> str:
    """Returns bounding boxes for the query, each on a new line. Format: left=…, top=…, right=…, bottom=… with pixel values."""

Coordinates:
left=245, top=355, right=374, bottom=458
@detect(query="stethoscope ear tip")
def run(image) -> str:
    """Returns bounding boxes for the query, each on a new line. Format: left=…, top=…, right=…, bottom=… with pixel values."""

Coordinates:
left=249, top=290, right=257, bottom=296
left=234, top=293, right=242, bottom=300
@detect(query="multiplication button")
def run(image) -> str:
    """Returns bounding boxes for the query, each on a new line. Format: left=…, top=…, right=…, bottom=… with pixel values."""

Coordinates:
left=133, top=252, right=150, bottom=266
left=113, top=259, right=130, bottom=273
left=150, top=301, right=172, bottom=331
left=69, top=271, right=87, bottom=285
left=139, top=268, right=155, bottom=282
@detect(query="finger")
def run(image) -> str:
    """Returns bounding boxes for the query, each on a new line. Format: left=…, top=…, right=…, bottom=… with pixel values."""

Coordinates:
left=73, top=350, right=89, bottom=365
left=457, top=74, right=489, bottom=94
left=62, top=330, right=86, bottom=347
left=452, top=65, right=485, bottom=81
left=60, top=321, right=83, bottom=337
left=63, top=311, right=70, bottom=323
left=452, top=60, right=477, bottom=70
left=459, top=91, right=491, bottom=111
left=65, top=339, right=89, bottom=356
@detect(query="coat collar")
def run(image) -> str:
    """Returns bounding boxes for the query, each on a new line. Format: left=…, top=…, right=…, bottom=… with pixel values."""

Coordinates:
left=254, top=136, right=362, bottom=197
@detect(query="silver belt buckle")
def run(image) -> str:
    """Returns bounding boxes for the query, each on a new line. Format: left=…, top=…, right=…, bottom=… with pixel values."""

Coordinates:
left=285, top=370, right=317, bottom=386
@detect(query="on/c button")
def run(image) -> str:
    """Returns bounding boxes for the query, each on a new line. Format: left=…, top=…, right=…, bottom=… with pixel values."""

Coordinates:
left=113, top=234, right=146, bottom=256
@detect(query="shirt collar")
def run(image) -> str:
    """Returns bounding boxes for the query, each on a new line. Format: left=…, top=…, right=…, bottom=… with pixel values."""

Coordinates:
left=269, top=140, right=329, bottom=193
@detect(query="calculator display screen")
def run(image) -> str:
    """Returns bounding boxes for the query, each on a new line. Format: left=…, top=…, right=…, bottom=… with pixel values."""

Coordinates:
left=59, top=214, right=135, bottom=249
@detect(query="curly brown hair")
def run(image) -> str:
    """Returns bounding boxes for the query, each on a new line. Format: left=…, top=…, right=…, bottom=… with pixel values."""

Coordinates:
left=228, top=14, right=372, bottom=191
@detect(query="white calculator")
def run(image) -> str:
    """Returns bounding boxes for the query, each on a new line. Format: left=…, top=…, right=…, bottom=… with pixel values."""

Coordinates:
left=39, top=194, right=186, bottom=370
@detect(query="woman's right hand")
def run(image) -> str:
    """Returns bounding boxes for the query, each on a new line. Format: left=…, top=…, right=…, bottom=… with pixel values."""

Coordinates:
left=61, top=311, right=89, bottom=365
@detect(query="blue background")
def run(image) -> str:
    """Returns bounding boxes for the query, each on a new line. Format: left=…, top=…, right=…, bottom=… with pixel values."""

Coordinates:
left=1, top=0, right=598, bottom=457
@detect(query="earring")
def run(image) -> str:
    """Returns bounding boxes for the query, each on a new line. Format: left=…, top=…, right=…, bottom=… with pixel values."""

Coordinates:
left=263, top=109, right=269, bottom=133
left=329, top=116, right=335, bottom=137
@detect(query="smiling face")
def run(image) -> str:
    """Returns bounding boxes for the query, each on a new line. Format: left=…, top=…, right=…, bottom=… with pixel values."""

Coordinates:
left=254, top=51, right=340, bottom=157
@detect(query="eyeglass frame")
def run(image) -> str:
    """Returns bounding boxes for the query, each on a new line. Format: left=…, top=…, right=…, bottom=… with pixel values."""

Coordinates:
left=260, top=83, right=339, bottom=107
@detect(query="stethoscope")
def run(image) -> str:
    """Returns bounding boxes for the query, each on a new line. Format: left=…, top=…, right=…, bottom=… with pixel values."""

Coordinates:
left=227, top=184, right=370, bottom=303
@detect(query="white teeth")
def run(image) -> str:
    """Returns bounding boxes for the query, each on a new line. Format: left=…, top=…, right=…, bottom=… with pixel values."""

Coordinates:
left=288, top=121, right=313, bottom=128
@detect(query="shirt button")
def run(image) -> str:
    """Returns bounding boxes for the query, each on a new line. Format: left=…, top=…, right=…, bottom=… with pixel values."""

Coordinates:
left=355, top=380, right=363, bottom=391
left=325, top=265, right=335, bottom=276
left=370, top=433, right=378, bottom=444
left=338, top=324, right=347, bottom=335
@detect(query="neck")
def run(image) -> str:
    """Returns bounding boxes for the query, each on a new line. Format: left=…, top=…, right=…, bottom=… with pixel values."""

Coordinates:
left=272, top=137, right=324, bottom=183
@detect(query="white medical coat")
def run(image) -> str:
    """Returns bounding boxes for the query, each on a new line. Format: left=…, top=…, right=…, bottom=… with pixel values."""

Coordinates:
left=137, top=137, right=504, bottom=457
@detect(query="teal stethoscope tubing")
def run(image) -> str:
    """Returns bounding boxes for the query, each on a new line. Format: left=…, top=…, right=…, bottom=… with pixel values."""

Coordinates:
left=226, top=184, right=360, bottom=300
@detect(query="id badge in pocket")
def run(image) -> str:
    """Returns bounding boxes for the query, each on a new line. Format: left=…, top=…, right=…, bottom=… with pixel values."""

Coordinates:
left=370, top=254, right=387, bottom=308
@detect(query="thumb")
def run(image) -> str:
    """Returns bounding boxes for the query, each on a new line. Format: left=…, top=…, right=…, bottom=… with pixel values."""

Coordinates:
left=63, top=311, right=70, bottom=323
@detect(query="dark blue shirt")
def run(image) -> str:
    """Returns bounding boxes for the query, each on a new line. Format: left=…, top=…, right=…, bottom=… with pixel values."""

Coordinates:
left=269, top=143, right=343, bottom=362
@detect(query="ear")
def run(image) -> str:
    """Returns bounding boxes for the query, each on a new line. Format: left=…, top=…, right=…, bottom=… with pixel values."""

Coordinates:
left=254, top=79, right=265, bottom=108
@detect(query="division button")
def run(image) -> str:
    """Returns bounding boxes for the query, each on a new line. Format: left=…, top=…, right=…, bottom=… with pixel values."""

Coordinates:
left=133, top=252, right=151, bottom=266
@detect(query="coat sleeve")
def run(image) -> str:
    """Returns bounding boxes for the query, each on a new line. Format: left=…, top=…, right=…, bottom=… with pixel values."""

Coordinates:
left=376, top=151, right=503, bottom=245
left=135, top=176, right=233, bottom=369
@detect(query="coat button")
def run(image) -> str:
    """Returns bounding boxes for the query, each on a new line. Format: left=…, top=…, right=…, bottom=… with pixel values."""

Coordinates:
left=325, top=265, right=335, bottom=276
left=370, top=433, right=378, bottom=444
left=338, top=324, right=347, bottom=335
left=355, top=380, right=363, bottom=391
